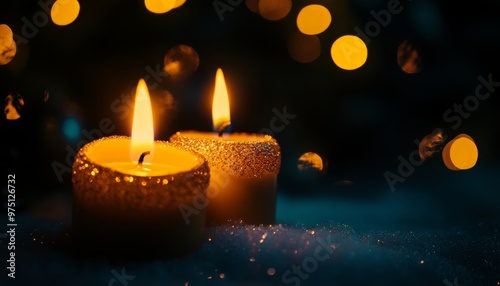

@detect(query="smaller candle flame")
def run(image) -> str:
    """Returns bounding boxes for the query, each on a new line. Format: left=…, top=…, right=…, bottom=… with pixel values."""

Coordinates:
left=212, top=68, right=231, bottom=132
left=130, top=79, right=155, bottom=163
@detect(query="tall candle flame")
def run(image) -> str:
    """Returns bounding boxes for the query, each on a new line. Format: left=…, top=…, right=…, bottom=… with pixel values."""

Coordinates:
left=130, top=78, right=155, bottom=163
left=212, top=68, right=231, bottom=132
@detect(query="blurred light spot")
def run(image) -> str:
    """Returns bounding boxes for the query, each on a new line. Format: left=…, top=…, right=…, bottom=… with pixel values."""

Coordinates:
left=51, top=0, right=80, bottom=26
left=287, top=30, right=321, bottom=63
left=0, top=37, right=16, bottom=65
left=164, top=44, right=200, bottom=79
left=442, top=134, right=478, bottom=171
left=259, top=0, right=292, bottom=21
left=62, top=117, right=81, bottom=140
left=331, top=35, right=368, bottom=70
left=0, top=25, right=15, bottom=64
left=0, top=24, right=16, bottom=65
left=156, top=90, right=177, bottom=111
left=44, top=90, right=50, bottom=102
left=298, top=152, right=323, bottom=171
left=297, top=5, right=331, bottom=35
left=397, top=40, right=422, bottom=74
left=418, top=130, right=444, bottom=160
left=145, top=0, right=180, bottom=14
left=267, top=268, right=276, bottom=276
left=245, top=0, right=260, bottom=14
left=0, top=24, right=13, bottom=40
left=174, top=0, right=186, bottom=9
left=4, top=93, right=24, bottom=120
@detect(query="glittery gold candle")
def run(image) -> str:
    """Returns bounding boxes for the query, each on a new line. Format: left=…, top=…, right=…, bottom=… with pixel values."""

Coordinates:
left=72, top=136, right=209, bottom=257
left=169, top=131, right=280, bottom=225
left=71, top=79, right=210, bottom=258
left=169, top=68, right=281, bottom=226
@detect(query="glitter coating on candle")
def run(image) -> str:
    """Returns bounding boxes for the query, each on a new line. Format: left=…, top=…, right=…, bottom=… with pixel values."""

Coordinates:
left=71, top=135, right=210, bottom=258
left=72, top=136, right=210, bottom=209
left=169, top=131, right=281, bottom=178
left=169, top=131, right=281, bottom=225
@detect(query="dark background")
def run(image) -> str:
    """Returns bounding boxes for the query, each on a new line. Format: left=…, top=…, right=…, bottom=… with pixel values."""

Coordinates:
left=1, top=0, right=499, bottom=230
left=1, top=1, right=500, bottom=285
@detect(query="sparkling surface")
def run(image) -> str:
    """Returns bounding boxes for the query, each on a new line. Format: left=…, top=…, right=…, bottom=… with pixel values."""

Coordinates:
left=169, top=131, right=281, bottom=178
left=4, top=207, right=498, bottom=286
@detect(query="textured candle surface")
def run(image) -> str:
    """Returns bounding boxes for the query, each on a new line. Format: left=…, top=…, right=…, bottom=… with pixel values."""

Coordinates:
left=169, top=131, right=281, bottom=225
left=71, top=135, right=211, bottom=257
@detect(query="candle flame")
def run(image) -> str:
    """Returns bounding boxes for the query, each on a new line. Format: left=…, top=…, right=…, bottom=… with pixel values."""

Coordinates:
left=130, top=79, right=155, bottom=163
left=212, top=68, right=231, bottom=132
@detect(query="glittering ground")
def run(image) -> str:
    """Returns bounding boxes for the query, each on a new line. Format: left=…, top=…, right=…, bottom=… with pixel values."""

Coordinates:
left=1, top=183, right=499, bottom=286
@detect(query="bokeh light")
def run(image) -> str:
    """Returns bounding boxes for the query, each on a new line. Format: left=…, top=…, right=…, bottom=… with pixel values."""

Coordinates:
left=296, top=5, right=331, bottom=35
left=51, top=0, right=80, bottom=26
left=0, top=38, right=16, bottom=65
left=287, top=30, right=321, bottom=63
left=442, top=134, right=478, bottom=171
left=259, top=0, right=292, bottom=21
left=330, top=35, right=368, bottom=70
left=298, top=152, right=324, bottom=172
left=418, top=130, right=444, bottom=160
left=164, top=44, right=200, bottom=79
left=267, top=267, right=276, bottom=276
left=62, top=117, right=81, bottom=140
left=174, top=0, right=186, bottom=8
left=0, top=24, right=13, bottom=44
left=397, top=40, right=422, bottom=74
left=4, top=93, right=24, bottom=120
left=145, top=0, right=185, bottom=14
left=145, top=0, right=174, bottom=14
left=245, top=0, right=260, bottom=14
left=0, top=24, right=16, bottom=65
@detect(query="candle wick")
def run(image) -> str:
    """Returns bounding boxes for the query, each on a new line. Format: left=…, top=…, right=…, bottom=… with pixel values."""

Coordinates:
left=218, top=121, right=231, bottom=138
left=138, top=151, right=151, bottom=167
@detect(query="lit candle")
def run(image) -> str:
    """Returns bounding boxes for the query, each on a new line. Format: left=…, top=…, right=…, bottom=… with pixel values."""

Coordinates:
left=71, top=79, right=210, bottom=258
left=169, top=68, right=281, bottom=225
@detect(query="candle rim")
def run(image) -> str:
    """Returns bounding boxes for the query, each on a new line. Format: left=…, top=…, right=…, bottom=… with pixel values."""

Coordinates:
left=172, top=130, right=277, bottom=143
left=77, top=135, right=210, bottom=178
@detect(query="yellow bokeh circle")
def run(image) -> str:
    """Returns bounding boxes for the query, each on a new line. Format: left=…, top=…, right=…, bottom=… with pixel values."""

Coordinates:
left=442, top=134, right=478, bottom=171
left=51, top=0, right=80, bottom=26
left=330, top=35, right=368, bottom=70
left=296, top=5, right=331, bottom=35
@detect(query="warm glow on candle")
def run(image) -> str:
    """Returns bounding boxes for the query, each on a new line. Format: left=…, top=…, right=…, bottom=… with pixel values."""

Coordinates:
left=130, top=79, right=155, bottom=163
left=212, top=68, right=231, bottom=132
